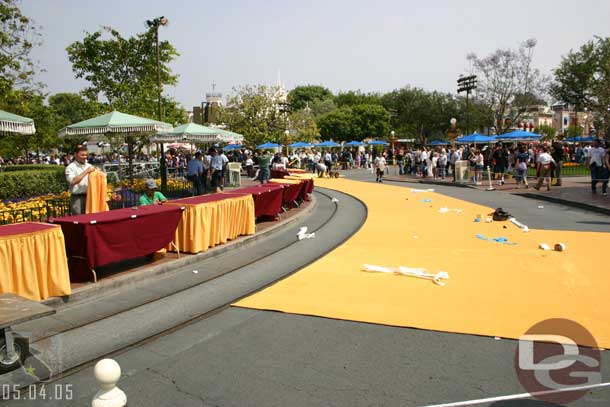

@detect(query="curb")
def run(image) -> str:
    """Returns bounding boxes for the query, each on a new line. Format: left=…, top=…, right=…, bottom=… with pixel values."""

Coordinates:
left=516, top=192, right=610, bottom=216
left=385, top=177, right=475, bottom=189
left=42, top=195, right=318, bottom=308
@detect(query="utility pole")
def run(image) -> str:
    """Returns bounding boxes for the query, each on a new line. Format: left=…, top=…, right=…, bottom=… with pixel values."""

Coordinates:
left=146, top=16, right=168, bottom=191
left=457, top=75, right=477, bottom=135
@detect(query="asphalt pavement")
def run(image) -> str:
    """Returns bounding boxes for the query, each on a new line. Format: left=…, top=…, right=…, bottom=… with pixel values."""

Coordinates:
left=5, top=174, right=608, bottom=407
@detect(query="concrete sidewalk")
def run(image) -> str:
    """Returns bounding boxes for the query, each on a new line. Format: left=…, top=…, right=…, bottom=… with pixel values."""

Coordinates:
left=385, top=171, right=610, bottom=215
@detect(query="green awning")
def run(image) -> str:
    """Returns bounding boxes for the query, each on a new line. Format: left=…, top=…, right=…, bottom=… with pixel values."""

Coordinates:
left=0, top=109, right=36, bottom=135
left=150, top=122, right=222, bottom=143
left=212, top=127, right=244, bottom=143
left=58, top=111, right=172, bottom=138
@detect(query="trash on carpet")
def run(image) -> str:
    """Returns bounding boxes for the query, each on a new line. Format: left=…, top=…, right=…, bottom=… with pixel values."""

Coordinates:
left=362, top=264, right=449, bottom=286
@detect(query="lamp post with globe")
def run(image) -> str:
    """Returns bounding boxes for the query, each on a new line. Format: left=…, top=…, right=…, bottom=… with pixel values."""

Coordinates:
left=448, top=118, right=458, bottom=147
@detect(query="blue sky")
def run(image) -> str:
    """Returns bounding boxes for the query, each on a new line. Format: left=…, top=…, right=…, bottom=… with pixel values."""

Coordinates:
left=22, top=0, right=610, bottom=109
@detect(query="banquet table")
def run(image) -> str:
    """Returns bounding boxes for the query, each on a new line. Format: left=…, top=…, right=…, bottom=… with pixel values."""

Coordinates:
left=228, top=184, right=284, bottom=218
left=0, top=222, right=71, bottom=301
left=285, top=176, right=315, bottom=200
left=269, top=179, right=306, bottom=208
left=165, top=193, right=255, bottom=254
left=49, top=205, right=184, bottom=282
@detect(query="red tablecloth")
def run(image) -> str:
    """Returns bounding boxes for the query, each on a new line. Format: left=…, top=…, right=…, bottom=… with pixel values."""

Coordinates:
left=228, top=184, right=284, bottom=218
left=280, top=182, right=303, bottom=208
left=271, top=169, right=290, bottom=179
left=301, top=179, right=314, bottom=199
left=49, top=205, right=184, bottom=281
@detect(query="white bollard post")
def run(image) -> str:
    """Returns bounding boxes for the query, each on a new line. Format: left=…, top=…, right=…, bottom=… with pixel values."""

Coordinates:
left=92, top=359, right=127, bottom=407
left=485, top=166, right=495, bottom=191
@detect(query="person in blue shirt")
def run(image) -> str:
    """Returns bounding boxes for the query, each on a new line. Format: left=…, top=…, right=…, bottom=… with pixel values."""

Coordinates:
left=187, top=152, right=204, bottom=195
left=515, top=146, right=530, bottom=189
left=208, top=148, right=224, bottom=193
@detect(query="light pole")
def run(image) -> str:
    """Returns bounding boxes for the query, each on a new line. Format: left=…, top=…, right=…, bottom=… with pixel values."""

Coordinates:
left=457, top=75, right=477, bottom=136
left=284, top=129, right=290, bottom=157
left=146, top=16, right=168, bottom=191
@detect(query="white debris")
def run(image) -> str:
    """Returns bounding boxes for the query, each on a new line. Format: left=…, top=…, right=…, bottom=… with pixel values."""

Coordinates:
left=297, top=226, right=315, bottom=240
left=331, top=197, right=339, bottom=203
left=192, top=270, right=199, bottom=274
left=509, top=217, right=530, bottom=232
left=439, top=207, right=463, bottom=214
left=539, top=243, right=551, bottom=251
left=362, top=264, right=449, bottom=286
left=538, top=205, right=545, bottom=209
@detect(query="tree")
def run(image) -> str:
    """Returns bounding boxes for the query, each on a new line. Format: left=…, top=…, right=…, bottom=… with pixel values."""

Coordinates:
left=589, top=37, right=610, bottom=137
left=288, top=109, right=318, bottom=142
left=66, top=27, right=185, bottom=124
left=550, top=41, right=597, bottom=130
left=288, top=85, right=333, bottom=111
left=48, top=93, right=105, bottom=152
left=351, top=104, right=390, bottom=139
left=551, top=37, right=610, bottom=138
left=381, top=87, right=466, bottom=143
left=317, top=108, right=354, bottom=141
left=221, top=84, right=288, bottom=146
left=335, top=90, right=383, bottom=107
left=565, top=125, right=582, bottom=138
left=0, top=91, right=56, bottom=158
left=309, top=98, right=337, bottom=118
left=468, top=38, right=549, bottom=134
left=0, top=0, right=43, bottom=102
left=535, top=124, right=557, bottom=140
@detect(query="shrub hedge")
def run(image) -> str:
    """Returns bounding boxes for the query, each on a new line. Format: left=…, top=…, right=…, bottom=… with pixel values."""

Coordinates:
left=0, top=168, right=67, bottom=200
left=0, top=164, right=65, bottom=172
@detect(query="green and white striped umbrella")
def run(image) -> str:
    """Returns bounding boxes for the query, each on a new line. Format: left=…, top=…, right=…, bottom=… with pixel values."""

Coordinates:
left=150, top=122, right=221, bottom=143
left=58, top=111, right=172, bottom=138
left=0, top=109, right=36, bottom=135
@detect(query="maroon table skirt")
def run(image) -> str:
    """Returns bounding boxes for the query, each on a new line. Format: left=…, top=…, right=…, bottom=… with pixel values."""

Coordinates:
left=228, top=184, right=284, bottom=218
left=49, top=205, right=184, bottom=281
left=281, top=182, right=303, bottom=208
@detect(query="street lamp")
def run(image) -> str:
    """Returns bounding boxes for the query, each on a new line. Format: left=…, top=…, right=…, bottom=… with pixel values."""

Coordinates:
left=284, top=129, right=290, bottom=156
left=146, top=16, right=168, bottom=190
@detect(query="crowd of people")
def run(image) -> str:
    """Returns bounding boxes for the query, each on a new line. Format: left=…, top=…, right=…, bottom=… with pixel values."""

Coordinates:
left=3, top=139, right=610, bottom=211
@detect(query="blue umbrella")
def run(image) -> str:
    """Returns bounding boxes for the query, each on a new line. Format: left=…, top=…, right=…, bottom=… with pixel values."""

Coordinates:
left=256, top=142, right=280, bottom=149
left=223, top=144, right=242, bottom=150
left=565, top=136, right=595, bottom=143
left=455, top=134, right=495, bottom=144
left=289, top=141, right=314, bottom=148
left=316, top=141, right=340, bottom=148
left=344, top=140, right=364, bottom=147
left=428, top=140, right=449, bottom=145
left=367, top=140, right=389, bottom=146
left=495, top=130, right=541, bottom=141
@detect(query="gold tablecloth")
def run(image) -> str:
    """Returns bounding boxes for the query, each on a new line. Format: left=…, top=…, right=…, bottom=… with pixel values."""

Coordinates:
left=0, top=223, right=71, bottom=301
left=166, top=194, right=256, bottom=254
left=270, top=178, right=301, bottom=185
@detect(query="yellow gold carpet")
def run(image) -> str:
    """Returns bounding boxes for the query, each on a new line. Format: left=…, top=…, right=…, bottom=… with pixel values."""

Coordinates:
left=234, top=178, right=610, bottom=348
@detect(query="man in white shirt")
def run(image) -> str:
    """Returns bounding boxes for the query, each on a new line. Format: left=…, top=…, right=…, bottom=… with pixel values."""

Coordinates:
left=65, top=145, right=95, bottom=215
left=534, top=146, right=556, bottom=191
left=587, top=139, right=607, bottom=194
left=374, top=155, right=387, bottom=183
